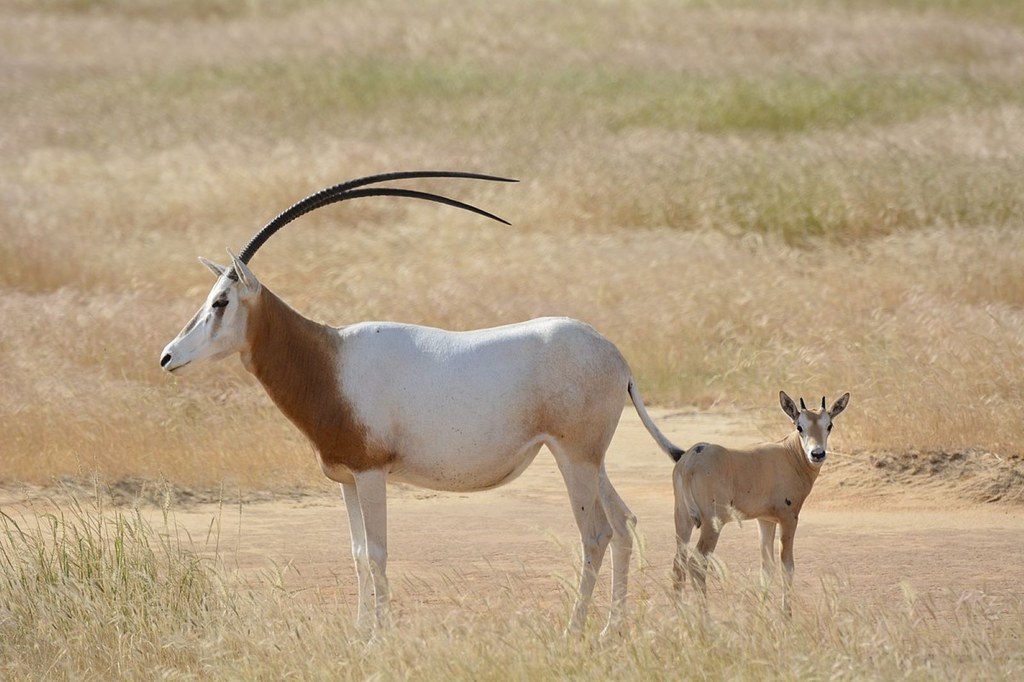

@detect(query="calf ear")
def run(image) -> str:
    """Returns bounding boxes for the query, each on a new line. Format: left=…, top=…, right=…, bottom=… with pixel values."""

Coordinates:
left=780, top=391, right=800, bottom=422
left=829, top=392, right=850, bottom=419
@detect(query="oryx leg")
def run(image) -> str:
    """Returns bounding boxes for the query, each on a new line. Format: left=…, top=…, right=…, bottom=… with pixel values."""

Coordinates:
left=779, top=518, right=798, bottom=617
left=340, top=482, right=374, bottom=629
left=348, top=468, right=390, bottom=628
left=758, top=518, right=778, bottom=594
left=597, top=466, right=635, bottom=635
left=553, top=452, right=608, bottom=634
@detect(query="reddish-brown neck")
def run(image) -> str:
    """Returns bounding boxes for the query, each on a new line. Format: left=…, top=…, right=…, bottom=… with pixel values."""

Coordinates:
left=242, top=288, right=384, bottom=473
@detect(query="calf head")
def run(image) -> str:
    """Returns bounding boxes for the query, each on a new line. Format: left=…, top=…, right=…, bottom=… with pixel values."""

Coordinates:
left=779, top=390, right=850, bottom=466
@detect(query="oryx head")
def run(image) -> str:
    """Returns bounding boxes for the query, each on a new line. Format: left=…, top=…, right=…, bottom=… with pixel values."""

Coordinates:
left=159, top=170, right=515, bottom=374
left=779, top=390, right=850, bottom=466
left=160, top=254, right=261, bottom=373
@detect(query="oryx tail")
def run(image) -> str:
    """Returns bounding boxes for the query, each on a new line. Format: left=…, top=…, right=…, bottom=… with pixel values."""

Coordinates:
left=628, top=379, right=685, bottom=462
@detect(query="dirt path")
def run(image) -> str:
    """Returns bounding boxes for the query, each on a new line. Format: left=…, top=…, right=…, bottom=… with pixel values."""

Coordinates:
left=117, top=408, right=1024, bottom=620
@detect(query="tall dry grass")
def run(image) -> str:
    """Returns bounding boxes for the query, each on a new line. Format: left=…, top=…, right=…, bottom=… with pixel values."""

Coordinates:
left=1, top=491, right=1021, bottom=679
left=1, top=0, right=1024, bottom=486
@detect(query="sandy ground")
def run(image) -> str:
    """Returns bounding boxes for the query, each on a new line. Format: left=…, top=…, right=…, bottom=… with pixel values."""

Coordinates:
left=5, top=409, right=1023, bottom=622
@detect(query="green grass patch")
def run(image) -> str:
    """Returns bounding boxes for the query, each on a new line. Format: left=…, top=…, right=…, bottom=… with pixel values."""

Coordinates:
left=29, top=54, right=1024, bottom=156
left=837, top=0, right=1024, bottom=27
left=609, top=70, right=1012, bottom=134
left=5, top=0, right=324, bottom=20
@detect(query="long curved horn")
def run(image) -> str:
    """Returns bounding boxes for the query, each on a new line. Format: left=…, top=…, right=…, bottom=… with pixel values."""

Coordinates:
left=237, top=170, right=517, bottom=264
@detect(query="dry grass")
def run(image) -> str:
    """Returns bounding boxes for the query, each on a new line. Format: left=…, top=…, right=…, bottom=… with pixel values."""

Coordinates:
left=1, top=1, right=1023, bottom=484
left=5, top=5, right=1024, bottom=676
left=1, top=491, right=1021, bottom=679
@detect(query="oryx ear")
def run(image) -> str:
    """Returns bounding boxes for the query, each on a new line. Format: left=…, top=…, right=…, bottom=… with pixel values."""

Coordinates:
left=780, top=391, right=800, bottom=422
left=199, top=256, right=228, bottom=278
left=227, top=250, right=260, bottom=293
left=829, top=392, right=850, bottom=419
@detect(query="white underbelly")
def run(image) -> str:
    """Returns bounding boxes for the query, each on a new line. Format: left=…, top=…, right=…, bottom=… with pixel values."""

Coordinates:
left=387, top=437, right=547, bottom=492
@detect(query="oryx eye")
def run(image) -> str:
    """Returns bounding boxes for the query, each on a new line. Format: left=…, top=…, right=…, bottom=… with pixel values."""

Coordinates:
left=211, top=299, right=229, bottom=309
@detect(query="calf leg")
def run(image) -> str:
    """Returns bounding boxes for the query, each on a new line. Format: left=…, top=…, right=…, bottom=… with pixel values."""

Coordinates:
left=757, top=518, right=778, bottom=594
left=672, top=473, right=695, bottom=595
left=779, top=519, right=798, bottom=617
left=692, top=522, right=721, bottom=599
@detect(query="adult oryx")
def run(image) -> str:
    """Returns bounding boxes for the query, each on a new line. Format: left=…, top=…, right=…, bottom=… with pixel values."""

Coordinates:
left=160, top=171, right=664, bottom=635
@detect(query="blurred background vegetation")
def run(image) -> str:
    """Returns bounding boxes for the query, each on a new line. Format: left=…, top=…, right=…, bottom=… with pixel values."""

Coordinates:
left=2, top=0, right=1024, bottom=486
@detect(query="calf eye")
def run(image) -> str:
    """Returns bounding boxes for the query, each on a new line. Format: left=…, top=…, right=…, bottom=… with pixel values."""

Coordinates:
left=797, top=425, right=804, bottom=433
left=827, top=423, right=833, bottom=432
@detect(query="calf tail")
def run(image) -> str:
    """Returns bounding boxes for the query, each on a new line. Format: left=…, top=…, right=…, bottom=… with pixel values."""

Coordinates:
left=628, top=378, right=686, bottom=462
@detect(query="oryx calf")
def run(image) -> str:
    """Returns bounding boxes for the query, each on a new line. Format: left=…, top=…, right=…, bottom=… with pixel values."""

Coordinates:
left=159, top=171, right=661, bottom=635
left=639, top=390, right=849, bottom=613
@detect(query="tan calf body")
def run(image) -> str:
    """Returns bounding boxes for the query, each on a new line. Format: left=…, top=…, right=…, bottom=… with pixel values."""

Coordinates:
left=654, top=391, right=849, bottom=614
left=675, top=431, right=818, bottom=535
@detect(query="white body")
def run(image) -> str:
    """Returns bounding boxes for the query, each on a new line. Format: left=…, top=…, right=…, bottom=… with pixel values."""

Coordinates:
left=337, top=318, right=627, bottom=491
left=160, top=255, right=654, bottom=634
